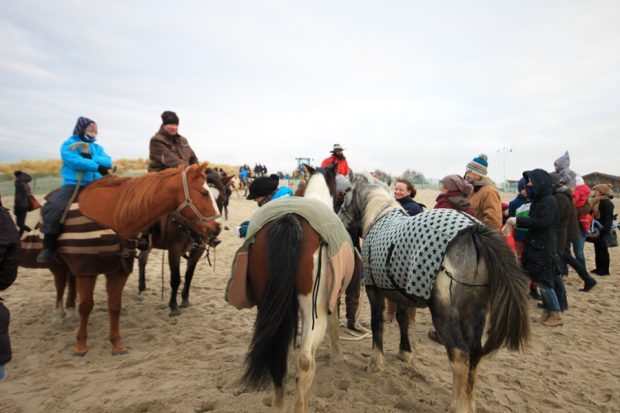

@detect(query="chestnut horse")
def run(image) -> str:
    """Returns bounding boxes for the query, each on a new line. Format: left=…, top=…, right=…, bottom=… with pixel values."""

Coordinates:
left=338, top=174, right=530, bottom=413
left=28, top=164, right=221, bottom=356
left=236, top=165, right=354, bottom=412
left=137, top=171, right=231, bottom=315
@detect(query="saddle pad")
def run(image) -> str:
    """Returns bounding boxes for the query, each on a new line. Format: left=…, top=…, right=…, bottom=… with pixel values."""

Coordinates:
left=362, top=208, right=480, bottom=300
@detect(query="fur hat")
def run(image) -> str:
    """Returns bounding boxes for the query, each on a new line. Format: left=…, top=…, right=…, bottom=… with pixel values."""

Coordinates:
left=247, top=175, right=279, bottom=200
left=161, top=111, right=179, bottom=125
left=466, top=154, right=488, bottom=176
left=593, top=183, right=614, bottom=197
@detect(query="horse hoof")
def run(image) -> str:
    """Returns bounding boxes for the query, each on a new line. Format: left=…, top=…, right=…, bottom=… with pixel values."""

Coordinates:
left=169, top=309, right=182, bottom=317
left=398, top=350, right=413, bottom=363
left=180, top=300, right=191, bottom=308
left=73, top=350, right=88, bottom=357
left=111, top=349, right=128, bottom=356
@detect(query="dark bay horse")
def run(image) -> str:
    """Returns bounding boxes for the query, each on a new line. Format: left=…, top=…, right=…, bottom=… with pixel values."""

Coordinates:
left=21, top=164, right=222, bottom=355
left=233, top=166, right=354, bottom=412
left=338, top=174, right=530, bottom=413
left=137, top=171, right=230, bottom=315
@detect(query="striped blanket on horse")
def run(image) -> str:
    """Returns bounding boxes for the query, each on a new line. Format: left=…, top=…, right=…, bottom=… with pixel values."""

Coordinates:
left=21, top=203, right=136, bottom=275
left=362, top=208, right=480, bottom=300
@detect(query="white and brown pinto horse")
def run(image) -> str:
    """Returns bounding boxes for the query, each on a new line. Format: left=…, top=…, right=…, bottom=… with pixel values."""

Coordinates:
left=230, top=165, right=354, bottom=412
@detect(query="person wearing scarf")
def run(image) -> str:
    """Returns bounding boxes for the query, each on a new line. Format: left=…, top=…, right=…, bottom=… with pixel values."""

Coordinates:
left=591, top=183, right=615, bottom=276
left=37, top=117, right=112, bottom=263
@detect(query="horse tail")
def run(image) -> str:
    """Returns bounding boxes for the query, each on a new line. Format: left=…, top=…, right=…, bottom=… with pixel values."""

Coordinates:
left=472, top=225, right=531, bottom=356
left=241, top=213, right=302, bottom=390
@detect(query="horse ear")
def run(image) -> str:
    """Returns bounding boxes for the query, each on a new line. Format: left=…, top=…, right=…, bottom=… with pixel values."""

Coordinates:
left=303, top=164, right=315, bottom=176
left=222, top=175, right=234, bottom=186
left=193, top=163, right=208, bottom=179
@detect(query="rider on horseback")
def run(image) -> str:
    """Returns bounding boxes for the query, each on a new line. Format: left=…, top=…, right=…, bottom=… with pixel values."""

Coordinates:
left=37, top=117, right=112, bottom=263
left=140, top=111, right=199, bottom=250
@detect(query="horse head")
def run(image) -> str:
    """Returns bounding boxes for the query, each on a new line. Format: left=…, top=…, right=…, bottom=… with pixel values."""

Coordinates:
left=179, top=163, right=222, bottom=244
left=339, top=173, right=397, bottom=237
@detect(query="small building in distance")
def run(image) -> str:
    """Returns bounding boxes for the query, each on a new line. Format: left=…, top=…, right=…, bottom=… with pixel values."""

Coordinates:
left=582, top=172, right=620, bottom=192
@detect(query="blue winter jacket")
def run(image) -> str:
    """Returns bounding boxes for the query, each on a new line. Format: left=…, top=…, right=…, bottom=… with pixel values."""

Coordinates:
left=60, top=135, right=113, bottom=186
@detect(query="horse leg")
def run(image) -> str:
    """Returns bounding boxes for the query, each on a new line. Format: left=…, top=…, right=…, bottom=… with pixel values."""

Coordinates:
left=294, top=292, right=328, bottom=413
left=449, top=348, right=471, bottom=413
left=138, top=247, right=151, bottom=293
left=365, top=285, right=386, bottom=372
left=105, top=272, right=130, bottom=355
left=52, top=268, right=67, bottom=323
left=327, top=308, right=344, bottom=364
left=66, top=273, right=78, bottom=321
left=395, top=304, right=413, bottom=363
left=168, top=249, right=182, bottom=316
left=75, top=275, right=97, bottom=356
left=181, top=245, right=204, bottom=308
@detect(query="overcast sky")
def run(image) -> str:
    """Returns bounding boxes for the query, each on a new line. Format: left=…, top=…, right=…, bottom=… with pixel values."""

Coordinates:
left=1, top=1, right=619, bottom=182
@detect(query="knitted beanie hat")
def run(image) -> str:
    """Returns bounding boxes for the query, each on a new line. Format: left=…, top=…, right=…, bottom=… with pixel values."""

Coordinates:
left=466, top=154, right=488, bottom=176
left=161, top=111, right=179, bottom=125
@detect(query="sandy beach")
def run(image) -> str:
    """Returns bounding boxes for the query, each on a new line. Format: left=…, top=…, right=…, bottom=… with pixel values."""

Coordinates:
left=1, top=189, right=619, bottom=413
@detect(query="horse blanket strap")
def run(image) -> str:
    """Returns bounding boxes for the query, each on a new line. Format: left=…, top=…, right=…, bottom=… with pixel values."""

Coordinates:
left=362, top=208, right=481, bottom=300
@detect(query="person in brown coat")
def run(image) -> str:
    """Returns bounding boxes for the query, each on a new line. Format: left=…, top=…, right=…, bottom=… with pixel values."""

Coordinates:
left=148, top=111, right=198, bottom=172
left=465, top=154, right=502, bottom=231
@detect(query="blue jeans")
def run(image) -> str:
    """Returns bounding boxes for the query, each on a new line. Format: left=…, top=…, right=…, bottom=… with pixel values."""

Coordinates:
left=572, top=230, right=587, bottom=268
left=553, top=273, right=568, bottom=311
left=539, top=285, right=561, bottom=312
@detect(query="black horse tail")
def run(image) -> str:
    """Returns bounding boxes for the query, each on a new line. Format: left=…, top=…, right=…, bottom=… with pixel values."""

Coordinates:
left=241, top=213, right=302, bottom=390
left=472, top=225, right=531, bottom=356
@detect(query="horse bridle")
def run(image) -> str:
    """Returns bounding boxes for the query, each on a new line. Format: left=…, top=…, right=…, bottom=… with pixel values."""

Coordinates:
left=173, top=167, right=221, bottom=226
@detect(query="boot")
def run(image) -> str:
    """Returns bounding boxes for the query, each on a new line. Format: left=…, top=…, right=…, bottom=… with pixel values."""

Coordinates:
left=580, top=277, right=597, bottom=292
left=542, top=311, right=563, bottom=327
left=535, top=309, right=550, bottom=323
left=37, top=233, right=59, bottom=263
left=529, top=287, right=541, bottom=300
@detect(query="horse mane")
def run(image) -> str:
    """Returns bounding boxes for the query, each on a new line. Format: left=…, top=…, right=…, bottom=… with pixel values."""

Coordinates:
left=357, top=174, right=401, bottom=234
left=86, top=168, right=182, bottom=226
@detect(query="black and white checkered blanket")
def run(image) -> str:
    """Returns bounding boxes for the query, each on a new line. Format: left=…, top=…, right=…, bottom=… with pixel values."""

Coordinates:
left=362, top=208, right=480, bottom=300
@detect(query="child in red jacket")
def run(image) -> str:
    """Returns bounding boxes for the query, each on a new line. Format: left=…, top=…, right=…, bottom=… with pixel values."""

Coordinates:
left=573, top=176, right=593, bottom=233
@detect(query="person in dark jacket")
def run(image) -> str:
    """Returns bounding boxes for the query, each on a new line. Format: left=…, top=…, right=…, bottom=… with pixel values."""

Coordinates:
left=385, top=178, right=424, bottom=324
left=505, top=169, right=563, bottom=326
left=551, top=173, right=597, bottom=292
left=13, top=170, right=33, bottom=235
left=394, top=178, right=424, bottom=216
left=591, top=184, right=615, bottom=276
left=0, top=194, right=20, bottom=380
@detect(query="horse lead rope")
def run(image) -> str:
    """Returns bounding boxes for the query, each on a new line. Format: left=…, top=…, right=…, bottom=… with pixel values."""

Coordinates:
left=310, top=241, right=326, bottom=330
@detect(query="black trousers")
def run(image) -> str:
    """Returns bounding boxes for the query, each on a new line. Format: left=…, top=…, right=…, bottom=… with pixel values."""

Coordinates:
left=594, top=238, right=610, bottom=274
left=0, top=302, right=10, bottom=365
left=41, top=185, right=78, bottom=235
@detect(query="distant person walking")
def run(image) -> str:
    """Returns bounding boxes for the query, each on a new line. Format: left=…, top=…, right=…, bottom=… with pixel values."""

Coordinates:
left=591, top=183, right=615, bottom=276
left=13, top=171, right=33, bottom=235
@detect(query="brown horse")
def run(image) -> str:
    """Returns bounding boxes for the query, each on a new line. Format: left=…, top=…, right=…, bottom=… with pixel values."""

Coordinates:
left=22, top=164, right=221, bottom=356
left=233, top=165, right=354, bottom=413
left=137, top=171, right=231, bottom=315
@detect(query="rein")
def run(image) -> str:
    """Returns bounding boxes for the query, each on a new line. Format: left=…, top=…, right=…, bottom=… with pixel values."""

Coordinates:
left=173, top=167, right=221, bottom=225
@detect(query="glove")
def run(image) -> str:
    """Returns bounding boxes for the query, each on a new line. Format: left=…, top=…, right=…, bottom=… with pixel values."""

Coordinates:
left=97, top=165, right=110, bottom=176
left=80, top=152, right=93, bottom=159
left=505, top=217, right=517, bottom=227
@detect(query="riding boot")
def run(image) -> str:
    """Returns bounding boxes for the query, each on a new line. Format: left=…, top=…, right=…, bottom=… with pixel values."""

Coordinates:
left=535, top=309, right=550, bottom=323
left=541, top=311, right=563, bottom=327
left=36, top=233, right=59, bottom=263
